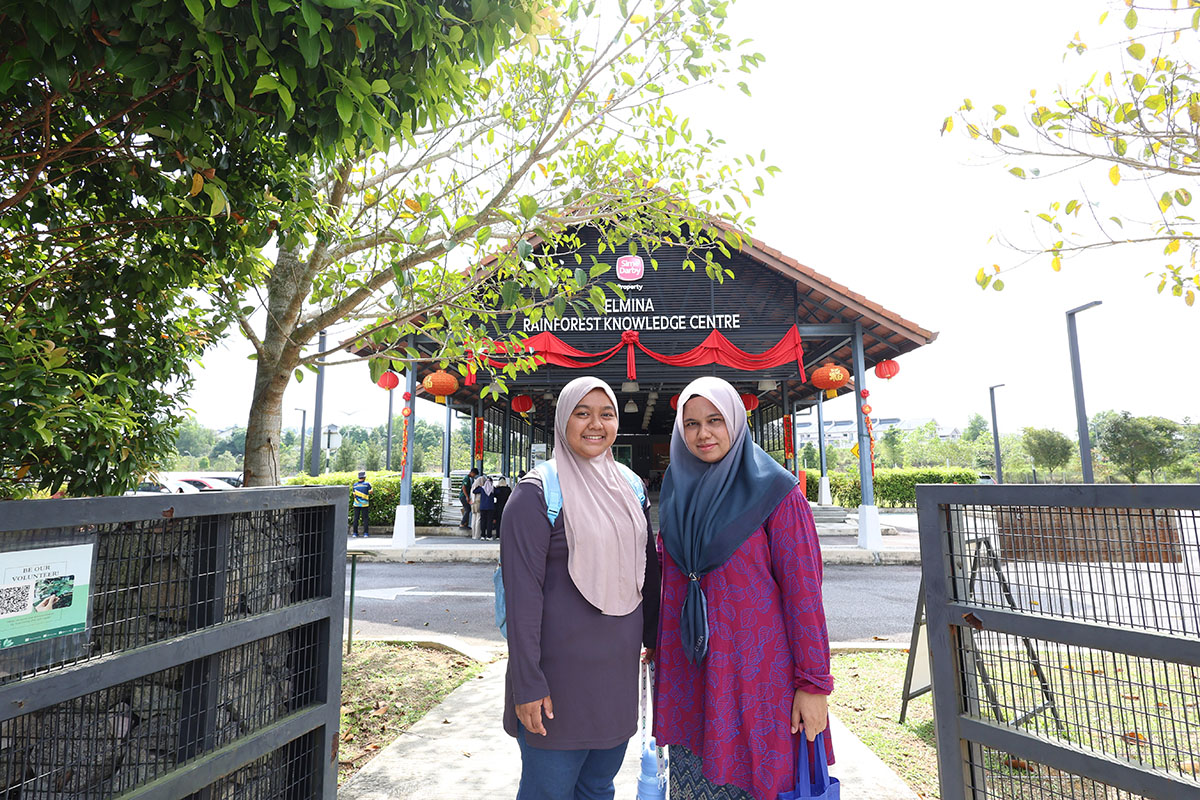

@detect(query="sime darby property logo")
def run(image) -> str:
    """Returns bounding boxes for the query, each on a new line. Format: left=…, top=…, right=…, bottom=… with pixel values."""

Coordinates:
left=616, top=254, right=645, bottom=282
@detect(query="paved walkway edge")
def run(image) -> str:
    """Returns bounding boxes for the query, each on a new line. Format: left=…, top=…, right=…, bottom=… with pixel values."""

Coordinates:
left=338, top=658, right=921, bottom=800
left=348, top=543, right=922, bottom=566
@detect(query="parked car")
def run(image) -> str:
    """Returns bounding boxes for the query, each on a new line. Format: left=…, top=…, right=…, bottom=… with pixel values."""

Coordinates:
left=178, top=477, right=233, bottom=492
left=977, top=474, right=997, bottom=485
left=126, top=479, right=201, bottom=496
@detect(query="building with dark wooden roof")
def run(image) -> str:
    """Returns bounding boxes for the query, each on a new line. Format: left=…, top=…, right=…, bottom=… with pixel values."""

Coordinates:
left=391, top=224, right=936, bottom=544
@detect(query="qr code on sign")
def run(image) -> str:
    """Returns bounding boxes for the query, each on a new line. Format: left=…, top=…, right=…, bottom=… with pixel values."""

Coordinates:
left=0, top=584, right=33, bottom=619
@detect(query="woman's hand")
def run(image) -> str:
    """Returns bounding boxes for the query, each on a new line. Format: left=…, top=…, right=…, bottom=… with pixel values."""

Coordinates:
left=641, top=647, right=656, bottom=664
left=516, top=696, right=554, bottom=736
left=790, top=690, right=828, bottom=741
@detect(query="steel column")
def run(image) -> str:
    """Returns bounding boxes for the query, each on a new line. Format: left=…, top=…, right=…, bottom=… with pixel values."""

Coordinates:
left=308, top=330, right=326, bottom=476
left=988, top=384, right=1004, bottom=484
left=1067, top=301, right=1102, bottom=483
left=400, top=363, right=417, bottom=505
left=851, top=322, right=874, bottom=506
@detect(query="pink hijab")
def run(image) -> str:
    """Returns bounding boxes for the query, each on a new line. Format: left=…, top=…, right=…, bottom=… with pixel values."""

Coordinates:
left=531, top=376, right=647, bottom=616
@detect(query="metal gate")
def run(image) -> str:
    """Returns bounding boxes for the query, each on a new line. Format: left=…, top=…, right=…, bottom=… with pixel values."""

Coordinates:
left=0, top=487, right=346, bottom=800
left=917, top=484, right=1200, bottom=800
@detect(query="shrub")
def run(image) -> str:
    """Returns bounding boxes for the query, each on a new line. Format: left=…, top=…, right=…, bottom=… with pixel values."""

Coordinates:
left=872, top=467, right=978, bottom=507
left=803, top=470, right=819, bottom=502
left=285, top=472, right=443, bottom=528
left=829, top=472, right=861, bottom=508
left=823, top=467, right=980, bottom=508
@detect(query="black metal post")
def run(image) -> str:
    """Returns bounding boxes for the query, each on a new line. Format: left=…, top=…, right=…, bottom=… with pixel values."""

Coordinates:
left=295, top=408, right=307, bottom=477
left=400, top=366, right=417, bottom=505
left=308, top=330, right=326, bottom=477
left=502, top=397, right=512, bottom=476
left=851, top=322, right=874, bottom=506
left=1067, top=301, right=1102, bottom=483
left=816, top=391, right=828, bottom=476
left=346, top=554, right=358, bottom=656
left=443, top=402, right=453, bottom=478
left=989, top=384, right=1004, bottom=484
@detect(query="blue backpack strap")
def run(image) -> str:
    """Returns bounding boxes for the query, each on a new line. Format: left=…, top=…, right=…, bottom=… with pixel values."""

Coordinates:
left=615, top=462, right=647, bottom=507
left=534, top=461, right=563, bottom=525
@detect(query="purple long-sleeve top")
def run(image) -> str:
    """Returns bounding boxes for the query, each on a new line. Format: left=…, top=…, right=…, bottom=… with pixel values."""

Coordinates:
left=501, top=480, right=661, bottom=750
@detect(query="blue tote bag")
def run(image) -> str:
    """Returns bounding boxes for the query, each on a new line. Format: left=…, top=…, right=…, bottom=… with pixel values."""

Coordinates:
left=778, top=732, right=839, bottom=800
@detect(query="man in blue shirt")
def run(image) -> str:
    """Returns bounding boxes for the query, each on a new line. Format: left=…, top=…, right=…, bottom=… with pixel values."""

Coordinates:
left=351, top=470, right=372, bottom=537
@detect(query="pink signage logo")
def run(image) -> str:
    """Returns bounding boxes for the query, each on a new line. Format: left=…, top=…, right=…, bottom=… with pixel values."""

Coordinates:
left=616, top=254, right=644, bottom=282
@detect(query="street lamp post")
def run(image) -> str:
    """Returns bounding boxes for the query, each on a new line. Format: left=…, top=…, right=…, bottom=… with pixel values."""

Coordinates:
left=1066, top=301, right=1103, bottom=483
left=988, top=384, right=1004, bottom=484
left=295, top=408, right=307, bottom=475
left=308, top=330, right=326, bottom=477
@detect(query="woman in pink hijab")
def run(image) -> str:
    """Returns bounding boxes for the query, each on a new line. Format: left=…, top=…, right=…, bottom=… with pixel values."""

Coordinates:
left=500, top=376, right=661, bottom=800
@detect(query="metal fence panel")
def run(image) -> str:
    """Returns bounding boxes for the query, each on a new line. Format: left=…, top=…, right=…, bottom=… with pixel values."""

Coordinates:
left=0, top=487, right=345, bottom=800
left=917, top=484, right=1200, bottom=800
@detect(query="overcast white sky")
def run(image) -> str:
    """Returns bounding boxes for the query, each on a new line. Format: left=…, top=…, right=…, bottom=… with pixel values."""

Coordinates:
left=185, top=0, right=1198, bottom=436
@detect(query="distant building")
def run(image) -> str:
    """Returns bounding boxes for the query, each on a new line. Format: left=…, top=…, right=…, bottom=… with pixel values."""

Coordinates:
left=795, top=416, right=961, bottom=445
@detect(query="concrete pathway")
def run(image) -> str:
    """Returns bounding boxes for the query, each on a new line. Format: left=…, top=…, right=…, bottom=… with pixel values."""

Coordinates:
left=340, top=657, right=920, bottom=800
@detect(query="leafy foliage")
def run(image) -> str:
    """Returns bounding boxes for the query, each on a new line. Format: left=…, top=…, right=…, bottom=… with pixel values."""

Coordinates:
left=1092, top=410, right=1183, bottom=483
left=239, top=0, right=772, bottom=485
left=285, top=470, right=442, bottom=526
left=952, top=3, right=1200, bottom=302
left=1021, top=427, right=1075, bottom=480
left=1, top=0, right=529, bottom=496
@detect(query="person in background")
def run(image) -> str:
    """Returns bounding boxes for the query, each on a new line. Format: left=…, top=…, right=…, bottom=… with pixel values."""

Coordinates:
left=654, top=376, right=832, bottom=800
left=491, top=476, right=512, bottom=540
left=459, top=468, right=478, bottom=529
left=473, top=472, right=496, bottom=541
left=501, top=376, right=660, bottom=800
left=350, top=470, right=372, bottom=538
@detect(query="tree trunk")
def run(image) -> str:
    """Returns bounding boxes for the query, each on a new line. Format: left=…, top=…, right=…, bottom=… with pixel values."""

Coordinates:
left=243, top=247, right=314, bottom=487
left=243, top=357, right=296, bottom=486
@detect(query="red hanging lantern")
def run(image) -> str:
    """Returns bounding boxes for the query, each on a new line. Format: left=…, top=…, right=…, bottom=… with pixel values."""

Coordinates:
left=422, top=369, right=459, bottom=402
left=740, top=392, right=759, bottom=411
left=511, top=394, right=534, bottom=414
left=811, top=362, right=850, bottom=400
left=670, top=393, right=680, bottom=410
left=861, top=404, right=873, bottom=416
left=874, top=359, right=899, bottom=380
left=401, top=407, right=412, bottom=417
left=376, top=370, right=400, bottom=391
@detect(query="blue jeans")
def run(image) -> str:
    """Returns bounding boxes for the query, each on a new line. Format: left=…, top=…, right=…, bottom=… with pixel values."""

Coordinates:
left=516, top=726, right=628, bottom=800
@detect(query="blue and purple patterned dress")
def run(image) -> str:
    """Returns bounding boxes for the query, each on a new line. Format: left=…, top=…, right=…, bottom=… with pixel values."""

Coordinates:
left=653, top=486, right=833, bottom=800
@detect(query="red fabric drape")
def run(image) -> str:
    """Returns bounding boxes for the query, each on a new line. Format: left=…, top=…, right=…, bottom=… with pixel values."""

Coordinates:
left=468, top=325, right=806, bottom=383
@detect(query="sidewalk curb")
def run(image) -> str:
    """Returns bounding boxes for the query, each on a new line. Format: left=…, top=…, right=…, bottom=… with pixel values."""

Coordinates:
left=346, top=545, right=923, bottom=566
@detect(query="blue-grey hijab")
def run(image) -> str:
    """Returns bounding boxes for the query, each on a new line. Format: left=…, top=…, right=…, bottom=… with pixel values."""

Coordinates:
left=659, top=376, right=799, bottom=663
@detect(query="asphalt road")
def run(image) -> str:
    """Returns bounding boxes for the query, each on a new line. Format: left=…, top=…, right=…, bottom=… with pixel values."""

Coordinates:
left=342, top=561, right=923, bottom=655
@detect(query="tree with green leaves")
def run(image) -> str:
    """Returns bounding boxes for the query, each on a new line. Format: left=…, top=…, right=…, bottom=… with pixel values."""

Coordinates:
left=1092, top=410, right=1183, bottom=483
left=236, top=0, right=770, bottom=486
left=1, top=0, right=530, bottom=497
left=878, top=427, right=903, bottom=468
left=1021, top=427, right=1075, bottom=482
left=950, top=3, right=1200, bottom=304
left=963, top=413, right=988, bottom=443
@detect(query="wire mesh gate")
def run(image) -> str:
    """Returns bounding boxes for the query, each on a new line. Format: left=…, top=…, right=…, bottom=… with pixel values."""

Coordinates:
left=917, top=484, right=1200, bottom=800
left=0, top=487, right=346, bottom=800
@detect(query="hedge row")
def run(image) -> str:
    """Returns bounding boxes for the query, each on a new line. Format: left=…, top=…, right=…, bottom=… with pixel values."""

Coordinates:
left=825, top=467, right=979, bottom=508
left=284, top=471, right=444, bottom=527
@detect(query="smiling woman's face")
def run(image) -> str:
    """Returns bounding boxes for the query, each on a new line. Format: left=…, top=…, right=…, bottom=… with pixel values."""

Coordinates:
left=565, top=388, right=618, bottom=459
left=682, top=395, right=732, bottom=463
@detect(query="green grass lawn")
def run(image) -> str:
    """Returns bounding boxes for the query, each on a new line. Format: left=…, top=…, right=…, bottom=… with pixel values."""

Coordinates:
left=830, top=651, right=940, bottom=798
left=831, top=647, right=1200, bottom=800
left=337, top=642, right=483, bottom=785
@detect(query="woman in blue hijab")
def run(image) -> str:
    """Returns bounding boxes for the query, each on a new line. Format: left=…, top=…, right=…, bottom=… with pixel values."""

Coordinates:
left=653, top=376, right=833, bottom=800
